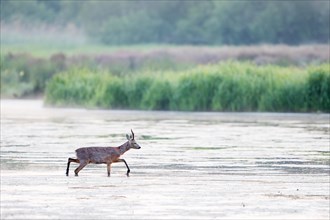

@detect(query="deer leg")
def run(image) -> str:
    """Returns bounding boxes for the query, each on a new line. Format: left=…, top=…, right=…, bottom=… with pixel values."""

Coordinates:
left=116, top=159, right=130, bottom=177
left=74, top=160, right=88, bottom=176
left=107, top=163, right=112, bottom=177
left=66, top=158, right=79, bottom=176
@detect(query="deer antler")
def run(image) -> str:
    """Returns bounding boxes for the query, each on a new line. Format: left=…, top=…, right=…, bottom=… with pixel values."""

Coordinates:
left=131, top=129, right=135, bottom=139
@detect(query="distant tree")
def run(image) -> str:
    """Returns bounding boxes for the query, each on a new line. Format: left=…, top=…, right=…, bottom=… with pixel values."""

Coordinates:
left=175, top=1, right=214, bottom=44
left=1, top=0, right=329, bottom=45
left=251, top=1, right=330, bottom=44
left=99, top=11, right=162, bottom=44
left=1, top=0, right=57, bottom=23
left=206, top=1, right=261, bottom=44
left=37, top=0, right=61, bottom=13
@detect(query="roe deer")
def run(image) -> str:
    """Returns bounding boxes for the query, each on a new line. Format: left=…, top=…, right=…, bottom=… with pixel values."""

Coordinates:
left=66, top=129, right=141, bottom=177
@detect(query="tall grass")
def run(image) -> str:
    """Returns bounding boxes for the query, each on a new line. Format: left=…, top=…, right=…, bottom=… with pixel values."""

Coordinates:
left=45, top=62, right=330, bottom=112
left=2, top=45, right=328, bottom=98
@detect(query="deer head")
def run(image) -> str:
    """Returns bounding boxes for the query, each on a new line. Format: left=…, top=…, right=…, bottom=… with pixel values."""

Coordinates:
left=126, top=129, right=141, bottom=149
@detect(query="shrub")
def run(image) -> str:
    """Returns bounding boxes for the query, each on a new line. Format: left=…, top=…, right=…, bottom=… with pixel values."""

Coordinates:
left=142, top=80, right=173, bottom=110
left=45, top=62, right=330, bottom=112
left=306, top=64, right=330, bottom=112
left=45, top=68, right=102, bottom=106
left=125, top=76, right=153, bottom=109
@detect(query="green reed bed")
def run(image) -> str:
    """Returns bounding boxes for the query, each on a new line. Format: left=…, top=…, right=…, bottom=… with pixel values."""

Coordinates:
left=2, top=45, right=328, bottom=98
left=45, top=62, right=330, bottom=112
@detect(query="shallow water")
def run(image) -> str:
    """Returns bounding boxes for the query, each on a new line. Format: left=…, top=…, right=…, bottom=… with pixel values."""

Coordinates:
left=1, top=100, right=329, bottom=219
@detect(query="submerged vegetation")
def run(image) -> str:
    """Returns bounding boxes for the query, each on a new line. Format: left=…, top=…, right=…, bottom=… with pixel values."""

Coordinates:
left=45, top=62, right=330, bottom=112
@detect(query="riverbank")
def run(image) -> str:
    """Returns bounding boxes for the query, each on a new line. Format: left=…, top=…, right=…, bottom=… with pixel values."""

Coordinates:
left=2, top=45, right=329, bottom=99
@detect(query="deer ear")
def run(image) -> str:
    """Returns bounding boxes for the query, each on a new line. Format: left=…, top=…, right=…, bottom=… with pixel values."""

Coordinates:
left=126, top=134, right=130, bottom=140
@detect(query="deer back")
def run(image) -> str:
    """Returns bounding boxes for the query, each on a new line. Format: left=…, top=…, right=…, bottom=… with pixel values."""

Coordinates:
left=76, top=147, right=120, bottom=164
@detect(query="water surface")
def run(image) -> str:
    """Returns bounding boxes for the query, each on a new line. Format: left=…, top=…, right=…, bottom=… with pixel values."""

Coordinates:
left=1, top=100, right=329, bottom=219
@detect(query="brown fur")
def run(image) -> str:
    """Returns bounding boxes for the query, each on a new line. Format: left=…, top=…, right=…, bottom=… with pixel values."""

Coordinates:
left=66, top=130, right=141, bottom=177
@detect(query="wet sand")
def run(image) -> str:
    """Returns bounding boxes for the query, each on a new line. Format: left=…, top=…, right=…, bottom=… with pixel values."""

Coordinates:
left=1, top=100, right=329, bottom=219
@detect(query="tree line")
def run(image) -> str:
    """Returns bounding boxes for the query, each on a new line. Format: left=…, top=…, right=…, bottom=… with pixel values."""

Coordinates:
left=1, top=0, right=329, bottom=45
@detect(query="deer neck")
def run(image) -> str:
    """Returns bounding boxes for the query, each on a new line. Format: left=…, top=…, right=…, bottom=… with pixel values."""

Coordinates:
left=118, top=141, right=130, bottom=155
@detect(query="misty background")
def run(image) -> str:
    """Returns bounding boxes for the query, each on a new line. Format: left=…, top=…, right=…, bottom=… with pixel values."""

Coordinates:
left=1, top=0, right=329, bottom=112
left=1, top=0, right=329, bottom=45
left=1, top=2, right=330, bottom=219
